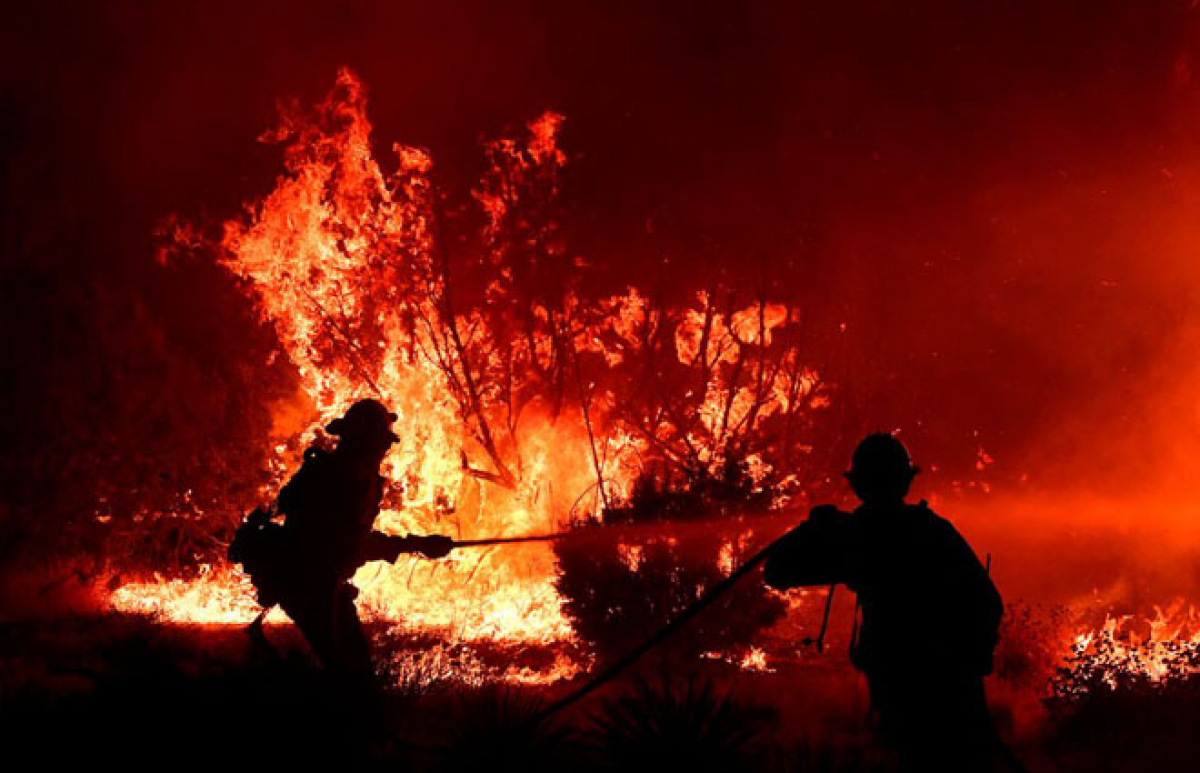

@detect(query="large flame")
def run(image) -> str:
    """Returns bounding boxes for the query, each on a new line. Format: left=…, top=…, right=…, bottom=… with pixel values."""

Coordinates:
left=109, top=70, right=825, bottom=661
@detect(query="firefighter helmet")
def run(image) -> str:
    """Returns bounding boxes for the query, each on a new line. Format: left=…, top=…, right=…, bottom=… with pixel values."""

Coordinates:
left=326, top=399, right=398, bottom=442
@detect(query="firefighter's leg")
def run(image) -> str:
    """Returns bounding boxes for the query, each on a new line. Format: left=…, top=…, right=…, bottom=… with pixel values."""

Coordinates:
left=956, top=677, right=996, bottom=773
left=330, top=584, right=386, bottom=743
left=281, top=587, right=341, bottom=670
left=901, top=674, right=994, bottom=773
left=247, top=608, right=269, bottom=641
left=330, top=583, right=374, bottom=681
left=244, top=607, right=283, bottom=662
left=871, top=670, right=951, bottom=773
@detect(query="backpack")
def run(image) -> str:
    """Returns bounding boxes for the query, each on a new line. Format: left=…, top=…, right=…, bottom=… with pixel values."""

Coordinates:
left=228, top=505, right=290, bottom=607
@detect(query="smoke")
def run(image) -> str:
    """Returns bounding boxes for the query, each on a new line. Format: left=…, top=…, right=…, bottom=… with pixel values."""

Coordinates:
left=5, top=0, right=1200, bottom=591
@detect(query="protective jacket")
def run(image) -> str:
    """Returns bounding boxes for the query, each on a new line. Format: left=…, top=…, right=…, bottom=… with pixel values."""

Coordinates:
left=229, top=445, right=425, bottom=606
left=764, top=500, right=1002, bottom=679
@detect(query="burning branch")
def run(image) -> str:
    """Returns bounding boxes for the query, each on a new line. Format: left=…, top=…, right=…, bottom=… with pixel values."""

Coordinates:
left=121, top=69, right=841, bottom=647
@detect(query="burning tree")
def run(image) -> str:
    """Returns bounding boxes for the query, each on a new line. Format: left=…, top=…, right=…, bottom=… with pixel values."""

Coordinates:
left=554, top=289, right=833, bottom=662
left=122, top=68, right=842, bottom=672
left=581, top=287, right=832, bottom=510
left=140, top=70, right=600, bottom=644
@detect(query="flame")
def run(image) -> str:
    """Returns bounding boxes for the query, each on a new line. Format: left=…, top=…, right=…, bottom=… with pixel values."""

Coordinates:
left=108, top=68, right=837, bottom=682
left=740, top=646, right=773, bottom=672
left=1059, top=599, right=1200, bottom=694
left=109, top=564, right=286, bottom=625
left=112, top=70, right=612, bottom=649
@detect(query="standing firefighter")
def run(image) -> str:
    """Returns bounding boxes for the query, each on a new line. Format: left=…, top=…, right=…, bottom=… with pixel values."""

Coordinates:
left=764, top=433, right=1004, bottom=772
left=230, top=399, right=453, bottom=680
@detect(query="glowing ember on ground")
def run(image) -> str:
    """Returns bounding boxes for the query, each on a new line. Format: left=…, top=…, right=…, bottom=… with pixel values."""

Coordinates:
left=107, top=555, right=574, bottom=644
left=740, top=646, right=773, bottom=672
left=108, top=565, right=283, bottom=625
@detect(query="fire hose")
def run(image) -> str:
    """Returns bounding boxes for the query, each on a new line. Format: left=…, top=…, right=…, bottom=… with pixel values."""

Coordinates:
left=448, top=533, right=573, bottom=548
left=368, top=528, right=789, bottom=758
left=440, top=527, right=844, bottom=716
left=374, top=526, right=819, bottom=714
left=535, top=533, right=784, bottom=718
left=450, top=528, right=1028, bottom=773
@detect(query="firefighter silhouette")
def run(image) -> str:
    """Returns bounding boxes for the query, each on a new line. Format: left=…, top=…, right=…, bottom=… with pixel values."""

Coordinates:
left=230, top=399, right=453, bottom=679
left=764, top=433, right=1004, bottom=772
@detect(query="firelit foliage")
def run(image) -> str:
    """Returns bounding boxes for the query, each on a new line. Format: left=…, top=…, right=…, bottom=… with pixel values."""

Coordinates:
left=554, top=484, right=787, bottom=663
left=600, top=457, right=773, bottom=525
left=993, top=602, right=1070, bottom=691
left=0, top=242, right=293, bottom=581
left=1048, top=629, right=1200, bottom=704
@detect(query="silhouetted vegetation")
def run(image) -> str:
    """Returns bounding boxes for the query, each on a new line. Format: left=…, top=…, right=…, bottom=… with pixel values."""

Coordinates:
left=4, top=608, right=1198, bottom=772
left=554, top=465, right=788, bottom=664
left=435, top=686, right=579, bottom=773
left=585, top=673, right=777, bottom=773
left=1044, top=667, right=1200, bottom=772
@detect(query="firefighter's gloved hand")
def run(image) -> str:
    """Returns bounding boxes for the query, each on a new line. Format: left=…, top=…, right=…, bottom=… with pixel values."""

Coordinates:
left=246, top=505, right=272, bottom=527
left=415, top=534, right=454, bottom=559
left=807, top=504, right=843, bottom=525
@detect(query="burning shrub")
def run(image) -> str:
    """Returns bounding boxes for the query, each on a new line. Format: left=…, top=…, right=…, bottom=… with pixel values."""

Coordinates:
left=1049, top=606, right=1200, bottom=702
left=554, top=467, right=788, bottom=664
left=1043, top=648, right=1200, bottom=773
left=600, top=457, right=773, bottom=526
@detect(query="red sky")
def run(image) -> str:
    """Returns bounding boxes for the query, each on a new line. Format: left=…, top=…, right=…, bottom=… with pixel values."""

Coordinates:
left=6, top=0, right=1200, bottom=498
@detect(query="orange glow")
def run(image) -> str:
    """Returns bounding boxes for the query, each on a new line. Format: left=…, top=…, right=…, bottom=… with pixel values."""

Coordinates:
left=112, top=70, right=614, bottom=651
left=1063, top=599, right=1200, bottom=692
left=109, top=564, right=286, bottom=625
left=109, top=68, right=839, bottom=670
left=103, top=68, right=1200, bottom=696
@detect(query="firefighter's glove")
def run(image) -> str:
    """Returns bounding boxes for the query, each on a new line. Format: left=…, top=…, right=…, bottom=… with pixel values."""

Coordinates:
left=807, top=504, right=843, bottom=526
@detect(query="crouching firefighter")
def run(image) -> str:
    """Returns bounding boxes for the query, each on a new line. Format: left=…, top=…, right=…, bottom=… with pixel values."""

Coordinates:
left=764, top=433, right=1005, bottom=772
left=229, top=399, right=454, bottom=681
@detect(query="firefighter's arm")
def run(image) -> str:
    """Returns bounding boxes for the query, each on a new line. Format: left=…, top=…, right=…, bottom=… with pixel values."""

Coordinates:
left=763, top=505, right=848, bottom=589
left=363, top=531, right=454, bottom=562
left=763, top=524, right=808, bottom=588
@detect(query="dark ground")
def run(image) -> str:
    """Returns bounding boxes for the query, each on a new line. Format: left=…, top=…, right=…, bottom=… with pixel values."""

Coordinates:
left=2, top=609, right=1195, bottom=772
